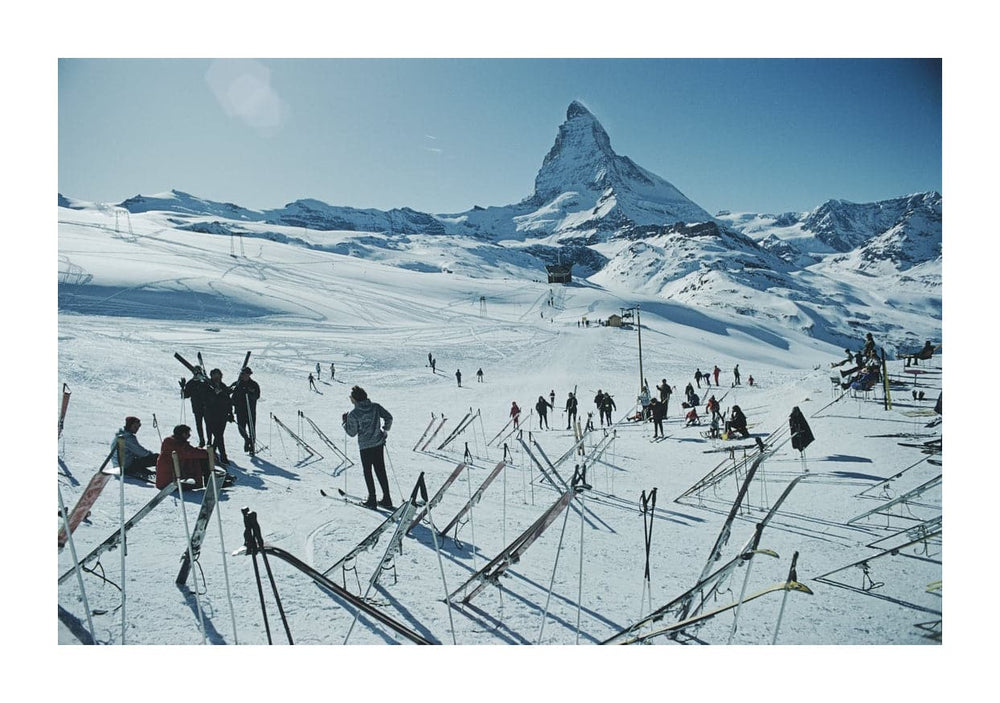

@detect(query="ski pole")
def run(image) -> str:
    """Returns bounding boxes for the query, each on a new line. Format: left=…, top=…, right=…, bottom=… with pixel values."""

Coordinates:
left=384, top=443, right=403, bottom=503
left=117, top=437, right=127, bottom=644
left=171, top=451, right=207, bottom=644
left=576, top=476, right=586, bottom=645
left=771, top=552, right=800, bottom=644
left=251, top=512, right=293, bottom=644
left=58, top=486, right=97, bottom=643
left=152, top=413, right=163, bottom=444
left=423, top=502, right=458, bottom=644
left=208, top=469, right=239, bottom=644
left=242, top=507, right=273, bottom=644
left=537, top=486, right=575, bottom=644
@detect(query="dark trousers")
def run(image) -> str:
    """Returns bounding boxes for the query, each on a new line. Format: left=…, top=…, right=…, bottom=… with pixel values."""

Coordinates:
left=124, top=453, right=158, bottom=479
left=236, top=404, right=257, bottom=448
left=566, top=410, right=576, bottom=428
left=653, top=418, right=664, bottom=437
left=360, top=444, right=391, bottom=502
left=191, top=405, right=207, bottom=446
left=206, top=418, right=229, bottom=462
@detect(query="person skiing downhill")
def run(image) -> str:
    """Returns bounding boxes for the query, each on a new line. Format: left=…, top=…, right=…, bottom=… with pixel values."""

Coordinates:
left=342, top=385, right=394, bottom=510
left=308, top=372, right=318, bottom=391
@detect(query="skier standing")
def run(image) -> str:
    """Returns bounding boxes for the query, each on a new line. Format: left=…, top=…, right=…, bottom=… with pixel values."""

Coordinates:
left=308, top=372, right=318, bottom=391
left=713, top=365, right=721, bottom=386
left=477, top=368, right=484, bottom=383
left=650, top=398, right=666, bottom=438
left=231, top=367, right=260, bottom=455
left=565, top=392, right=578, bottom=429
left=510, top=401, right=521, bottom=428
left=695, top=369, right=702, bottom=389
left=456, top=369, right=462, bottom=387
left=181, top=367, right=211, bottom=447
left=594, top=390, right=606, bottom=426
left=733, top=364, right=741, bottom=386
left=204, top=368, right=233, bottom=466
left=342, top=385, right=394, bottom=510
left=330, top=362, right=336, bottom=380
left=535, top=395, right=553, bottom=429
left=657, top=379, right=672, bottom=417
left=599, top=392, right=616, bottom=427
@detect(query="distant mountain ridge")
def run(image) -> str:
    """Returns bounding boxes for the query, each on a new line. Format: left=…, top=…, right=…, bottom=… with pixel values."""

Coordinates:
left=58, top=101, right=941, bottom=352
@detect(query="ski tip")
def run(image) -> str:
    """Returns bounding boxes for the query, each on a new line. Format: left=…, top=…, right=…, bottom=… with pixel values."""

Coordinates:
left=788, top=580, right=814, bottom=595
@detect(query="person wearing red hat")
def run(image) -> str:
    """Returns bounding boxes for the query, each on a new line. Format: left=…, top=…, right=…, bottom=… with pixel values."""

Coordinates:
left=111, top=416, right=158, bottom=482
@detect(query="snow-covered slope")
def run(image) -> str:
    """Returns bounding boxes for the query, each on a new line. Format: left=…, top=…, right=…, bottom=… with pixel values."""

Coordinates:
left=56, top=201, right=944, bottom=650
left=59, top=103, right=940, bottom=357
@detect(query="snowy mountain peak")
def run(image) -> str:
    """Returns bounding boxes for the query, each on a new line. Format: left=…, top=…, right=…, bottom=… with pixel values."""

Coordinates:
left=533, top=101, right=633, bottom=201
left=522, top=102, right=713, bottom=237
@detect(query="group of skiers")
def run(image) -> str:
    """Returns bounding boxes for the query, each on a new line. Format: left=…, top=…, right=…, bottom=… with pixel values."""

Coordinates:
left=180, top=365, right=260, bottom=464
left=693, top=364, right=744, bottom=389
left=835, top=332, right=885, bottom=391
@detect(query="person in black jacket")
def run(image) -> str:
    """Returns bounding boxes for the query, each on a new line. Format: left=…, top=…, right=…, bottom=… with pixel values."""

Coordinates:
left=232, top=367, right=261, bottom=455
left=536, top=395, right=553, bottom=429
left=204, top=368, right=233, bottom=466
left=599, top=392, right=616, bottom=427
left=789, top=406, right=814, bottom=452
left=726, top=405, right=749, bottom=438
left=565, top=392, right=578, bottom=429
left=650, top=397, right=666, bottom=438
left=181, top=367, right=211, bottom=447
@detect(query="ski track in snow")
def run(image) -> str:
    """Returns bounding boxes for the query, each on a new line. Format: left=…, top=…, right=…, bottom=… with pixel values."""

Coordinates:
left=56, top=208, right=943, bottom=649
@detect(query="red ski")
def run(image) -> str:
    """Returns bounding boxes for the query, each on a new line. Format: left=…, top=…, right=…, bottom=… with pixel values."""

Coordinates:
left=58, top=447, right=116, bottom=549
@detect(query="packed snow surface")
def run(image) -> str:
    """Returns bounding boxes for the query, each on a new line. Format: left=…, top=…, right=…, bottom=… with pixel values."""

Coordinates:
left=52, top=202, right=960, bottom=698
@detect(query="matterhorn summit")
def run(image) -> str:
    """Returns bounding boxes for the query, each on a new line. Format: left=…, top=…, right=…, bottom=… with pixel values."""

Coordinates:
left=527, top=101, right=713, bottom=232
left=438, top=101, right=714, bottom=243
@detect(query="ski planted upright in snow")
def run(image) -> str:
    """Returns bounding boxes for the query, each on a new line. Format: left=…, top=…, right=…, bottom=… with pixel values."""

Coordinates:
left=406, top=462, right=468, bottom=534
left=176, top=476, right=221, bottom=586
left=438, top=460, right=507, bottom=539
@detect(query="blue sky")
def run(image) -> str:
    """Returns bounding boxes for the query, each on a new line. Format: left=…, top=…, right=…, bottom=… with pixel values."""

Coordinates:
left=58, top=58, right=941, bottom=216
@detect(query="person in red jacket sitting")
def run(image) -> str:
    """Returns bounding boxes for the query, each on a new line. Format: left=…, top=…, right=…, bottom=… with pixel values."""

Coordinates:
left=156, top=424, right=211, bottom=489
